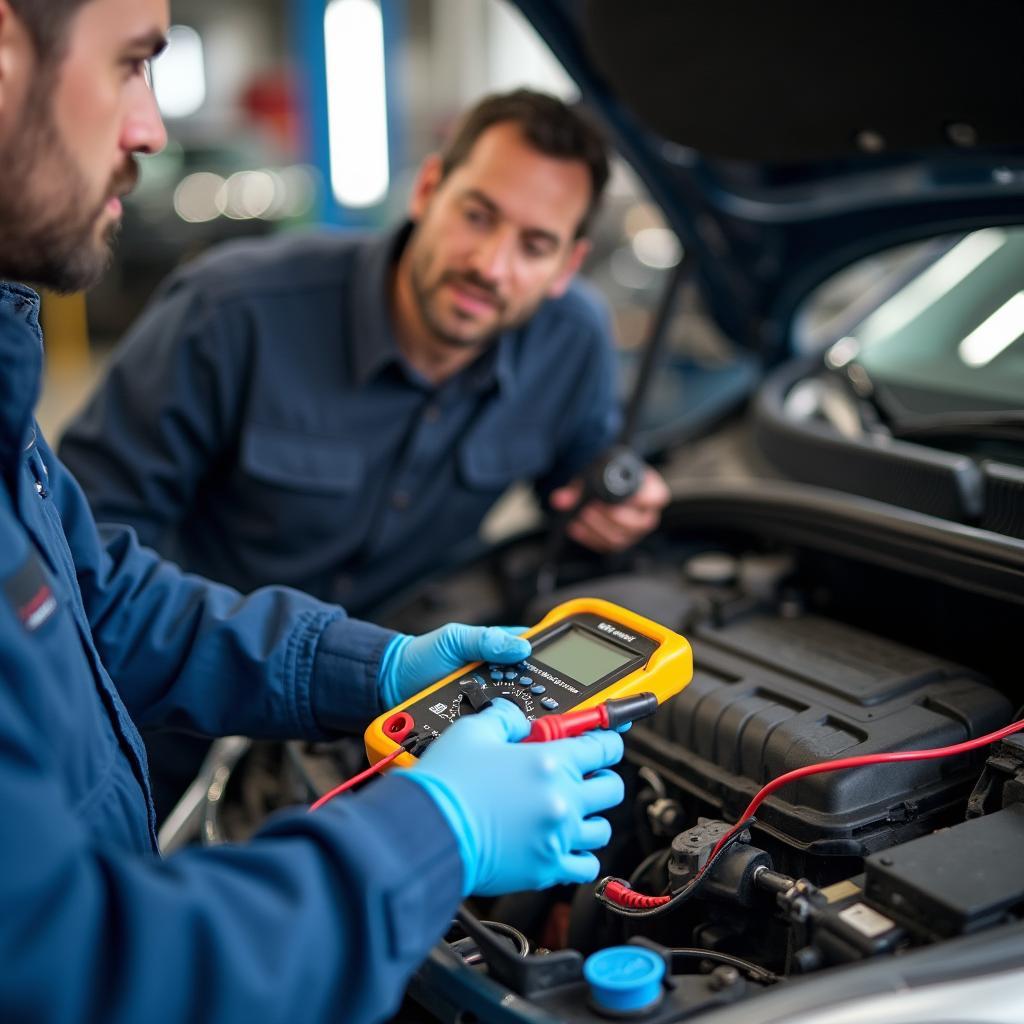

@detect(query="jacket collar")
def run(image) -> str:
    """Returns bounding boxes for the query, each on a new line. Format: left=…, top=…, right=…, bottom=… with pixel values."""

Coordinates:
left=0, top=282, right=44, bottom=471
left=348, top=222, right=513, bottom=396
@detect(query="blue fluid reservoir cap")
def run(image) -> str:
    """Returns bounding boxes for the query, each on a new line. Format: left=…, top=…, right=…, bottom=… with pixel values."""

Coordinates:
left=584, top=945, right=665, bottom=1015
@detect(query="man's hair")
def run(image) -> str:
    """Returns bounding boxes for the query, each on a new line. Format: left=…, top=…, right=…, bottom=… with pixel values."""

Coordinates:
left=439, top=89, right=610, bottom=238
left=8, top=0, right=91, bottom=64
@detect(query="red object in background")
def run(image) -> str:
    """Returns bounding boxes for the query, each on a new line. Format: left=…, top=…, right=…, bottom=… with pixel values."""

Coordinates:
left=240, top=68, right=302, bottom=156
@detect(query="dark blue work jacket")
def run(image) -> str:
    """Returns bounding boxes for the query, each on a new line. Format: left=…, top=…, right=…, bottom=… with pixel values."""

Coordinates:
left=0, top=283, right=462, bottom=1023
left=60, top=226, right=619, bottom=613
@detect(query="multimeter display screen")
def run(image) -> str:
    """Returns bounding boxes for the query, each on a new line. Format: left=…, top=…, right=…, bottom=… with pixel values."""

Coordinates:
left=537, top=627, right=633, bottom=686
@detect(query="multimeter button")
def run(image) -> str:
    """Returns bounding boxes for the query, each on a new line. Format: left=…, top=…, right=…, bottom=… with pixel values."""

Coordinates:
left=504, top=670, right=517, bottom=680
left=529, top=684, right=546, bottom=695
left=541, top=697, right=559, bottom=710
left=490, top=670, right=503, bottom=681
left=519, top=676, right=533, bottom=686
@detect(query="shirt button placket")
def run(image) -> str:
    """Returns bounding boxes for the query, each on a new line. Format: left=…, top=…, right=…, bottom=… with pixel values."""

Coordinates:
left=388, top=398, right=443, bottom=512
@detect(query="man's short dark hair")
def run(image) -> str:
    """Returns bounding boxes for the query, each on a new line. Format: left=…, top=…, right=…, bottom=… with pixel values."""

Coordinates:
left=9, top=0, right=91, bottom=64
left=439, top=89, right=610, bottom=238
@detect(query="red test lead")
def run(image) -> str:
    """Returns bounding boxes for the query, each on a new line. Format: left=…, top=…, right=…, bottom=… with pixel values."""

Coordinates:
left=598, top=716, right=1024, bottom=914
left=524, top=692, right=659, bottom=743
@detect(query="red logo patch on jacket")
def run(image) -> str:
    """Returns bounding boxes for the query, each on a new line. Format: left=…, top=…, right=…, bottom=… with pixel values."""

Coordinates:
left=3, top=549, right=58, bottom=632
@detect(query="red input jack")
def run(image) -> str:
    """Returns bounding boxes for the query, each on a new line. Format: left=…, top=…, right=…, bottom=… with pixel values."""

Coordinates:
left=309, top=712, right=416, bottom=812
left=382, top=711, right=415, bottom=745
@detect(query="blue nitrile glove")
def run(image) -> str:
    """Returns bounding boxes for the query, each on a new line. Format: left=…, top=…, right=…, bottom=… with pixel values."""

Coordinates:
left=401, top=699, right=625, bottom=896
left=378, top=624, right=531, bottom=709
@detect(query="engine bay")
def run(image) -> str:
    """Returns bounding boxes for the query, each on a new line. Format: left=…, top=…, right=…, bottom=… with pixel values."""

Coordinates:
left=192, top=478, right=1024, bottom=1022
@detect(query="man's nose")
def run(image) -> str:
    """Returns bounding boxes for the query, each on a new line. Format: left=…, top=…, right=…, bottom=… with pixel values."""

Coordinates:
left=122, top=77, right=168, bottom=156
left=470, top=225, right=517, bottom=283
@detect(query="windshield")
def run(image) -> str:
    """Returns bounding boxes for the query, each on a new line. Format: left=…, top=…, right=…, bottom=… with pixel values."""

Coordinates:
left=804, top=227, right=1024, bottom=414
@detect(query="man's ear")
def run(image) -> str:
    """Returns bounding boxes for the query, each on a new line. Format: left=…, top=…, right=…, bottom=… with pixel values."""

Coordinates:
left=408, top=153, right=444, bottom=221
left=546, top=238, right=591, bottom=299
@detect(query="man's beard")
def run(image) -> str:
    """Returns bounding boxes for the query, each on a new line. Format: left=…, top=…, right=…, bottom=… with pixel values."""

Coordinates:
left=0, top=77, right=136, bottom=293
left=408, top=235, right=543, bottom=351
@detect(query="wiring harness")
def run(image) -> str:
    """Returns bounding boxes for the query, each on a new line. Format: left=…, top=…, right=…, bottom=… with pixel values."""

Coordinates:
left=597, top=716, right=1024, bottom=916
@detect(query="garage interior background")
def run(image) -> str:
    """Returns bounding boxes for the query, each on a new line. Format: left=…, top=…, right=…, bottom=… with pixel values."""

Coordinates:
left=36, top=0, right=692, bottom=491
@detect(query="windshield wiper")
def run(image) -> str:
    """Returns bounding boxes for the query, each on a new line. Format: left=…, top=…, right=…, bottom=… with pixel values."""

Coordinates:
left=888, top=411, right=1024, bottom=445
left=823, top=356, right=1024, bottom=447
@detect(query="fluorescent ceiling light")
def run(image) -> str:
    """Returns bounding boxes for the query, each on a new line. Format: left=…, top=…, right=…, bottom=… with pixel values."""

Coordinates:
left=324, top=0, right=390, bottom=208
left=857, top=228, right=1006, bottom=347
left=958, top=291, right=1024, bottom=368
left=153, top=25, right=206, bottom=119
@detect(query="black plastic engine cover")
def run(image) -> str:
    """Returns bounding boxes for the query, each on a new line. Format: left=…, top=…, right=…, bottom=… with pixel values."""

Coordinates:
left=629, top=610, right=1011, bottom=862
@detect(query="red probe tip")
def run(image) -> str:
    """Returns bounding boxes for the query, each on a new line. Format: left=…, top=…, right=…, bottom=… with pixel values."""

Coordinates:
left=599, top=877, right=671, bottom=910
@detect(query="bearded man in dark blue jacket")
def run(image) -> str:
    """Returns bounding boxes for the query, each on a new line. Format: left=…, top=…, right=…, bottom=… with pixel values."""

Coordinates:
left=0, top=1, right=626, bottom=1021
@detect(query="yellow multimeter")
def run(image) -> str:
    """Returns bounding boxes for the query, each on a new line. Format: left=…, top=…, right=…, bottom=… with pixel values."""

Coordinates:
left=364, top=597, right=693, bottom=768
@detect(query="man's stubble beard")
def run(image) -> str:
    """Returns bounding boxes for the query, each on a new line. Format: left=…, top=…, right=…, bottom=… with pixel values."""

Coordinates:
left=0, top=73, right=132, bottom=293
left=407, top=231, right=546, bottom=353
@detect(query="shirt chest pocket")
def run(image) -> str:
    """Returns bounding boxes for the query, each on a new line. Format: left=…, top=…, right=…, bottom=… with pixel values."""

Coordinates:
left=240, top=424, right=365, bottom=495
left=458, top=432, right=552, bottom=493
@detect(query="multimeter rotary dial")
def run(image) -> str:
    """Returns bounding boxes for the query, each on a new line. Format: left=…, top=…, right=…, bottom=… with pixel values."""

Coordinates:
left=449, top=666, right=538, bottom=720
left=449, top=690, right=536, bottom=719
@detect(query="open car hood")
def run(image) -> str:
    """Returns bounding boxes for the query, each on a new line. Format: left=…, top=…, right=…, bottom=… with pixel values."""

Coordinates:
left=512, top=0, right=1024, bottom=360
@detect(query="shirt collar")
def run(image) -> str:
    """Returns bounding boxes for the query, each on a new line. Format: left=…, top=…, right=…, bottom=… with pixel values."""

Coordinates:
left=348, top=221, right=513, bottom=397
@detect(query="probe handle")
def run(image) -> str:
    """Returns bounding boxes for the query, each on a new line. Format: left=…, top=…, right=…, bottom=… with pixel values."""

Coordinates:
left=523, top=692, right=659, bottom=743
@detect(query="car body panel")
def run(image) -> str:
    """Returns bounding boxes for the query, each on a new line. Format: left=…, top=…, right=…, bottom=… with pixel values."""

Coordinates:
left=513, top=0, right=1024, bottom=359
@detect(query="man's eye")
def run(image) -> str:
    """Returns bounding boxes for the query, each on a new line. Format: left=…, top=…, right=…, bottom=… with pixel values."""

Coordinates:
left=464, top=207, right=490, bottom=226
left=522, top=240, right=552, bottom=259
left=125, top=58, right=151, bottom=82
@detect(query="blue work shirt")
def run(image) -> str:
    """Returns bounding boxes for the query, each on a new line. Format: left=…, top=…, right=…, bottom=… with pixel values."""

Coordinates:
left=60, top=224, right=619, bottom=614
left=0, top=283, right=463, bottom=1023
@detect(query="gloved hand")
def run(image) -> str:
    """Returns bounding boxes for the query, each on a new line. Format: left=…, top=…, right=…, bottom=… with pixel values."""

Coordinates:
left=378, top=624, right=530, bottom=709
left=402, top=699, right=624, bottom=896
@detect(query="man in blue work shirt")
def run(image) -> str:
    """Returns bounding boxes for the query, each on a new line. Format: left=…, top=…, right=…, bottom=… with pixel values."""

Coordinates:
left=61, top=88, right=669, bottom=613
left=0, top=2, right=626, bottom=1021
left=61, top=86, right=670, bottom=817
